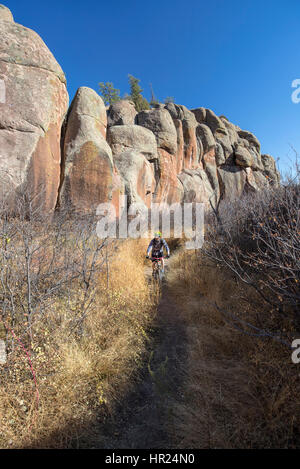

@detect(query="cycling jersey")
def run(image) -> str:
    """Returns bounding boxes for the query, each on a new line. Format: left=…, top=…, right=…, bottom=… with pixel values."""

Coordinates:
left=147, top=238, right=170, bottom=257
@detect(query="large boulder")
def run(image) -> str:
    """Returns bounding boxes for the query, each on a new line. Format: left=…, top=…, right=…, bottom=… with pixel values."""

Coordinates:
left=196, top=124, right=215, bottom=155
left=164, top=102, right=182, bottom=120
left=0, top=4, right=13, bottom=21
left=107, top=100, right=137, bottom=126
left=182, top=118, right=199, bottom=169
left=245, top=167, right=260, bottom=192
left=165, top=103, right=200, bottom=171
left=192, top=108, right=227, bottom=138
left=205, top=109, right=227, bottom=136
left=178, top=168, right=214, bottom=207
left=202, top=146, right=220, bottom=207
left=173, top=119, right=185, bottom=174
left=237, top=129, right=260, bottom=154
left=234, top=144, right=254, bottom=168
left=70, top=86, right=107, bottom=138
left=107, top=124, right=157, bottom=161
left=107, top=124, right=157, bottom=208
left=165, top=103, right=202, bottom=173
left=216, top=134, right=235, bottom=164
left=0, top=3, right=279, bottom=217
left=218, top=166, right=247, bottom=200
left=154, top=149, right=184, bottom=204
left=58, top=87, right=114, bottom=212
left=136, top=108, right=177, bottom=155
left=220, top=117, right=239, bottom=144
left=165, top=103, right=197, bottom=124
left=190, top=107, right=206, bottom=123
left=113, top=150, right=155, bottom=208
left=0, top=7, right=68, bottom=212
left=261, top=154, right=280, bottom=185
left=215, top=142, right=226, bottom=166
left=253, top=170, right=269, bottom=189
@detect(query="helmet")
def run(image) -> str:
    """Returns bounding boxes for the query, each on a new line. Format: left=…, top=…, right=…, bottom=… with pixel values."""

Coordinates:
left=154, top=231, right=162, bottom=238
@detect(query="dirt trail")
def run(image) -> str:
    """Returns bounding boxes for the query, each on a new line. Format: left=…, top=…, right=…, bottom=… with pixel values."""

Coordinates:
left=99, top=260, right=188, bottom=449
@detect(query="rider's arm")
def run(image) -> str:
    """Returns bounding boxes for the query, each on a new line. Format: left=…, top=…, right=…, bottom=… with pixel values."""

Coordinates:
left=146, top=240, right=153, bottom=256
left=162, top=239, right=170, bottom=256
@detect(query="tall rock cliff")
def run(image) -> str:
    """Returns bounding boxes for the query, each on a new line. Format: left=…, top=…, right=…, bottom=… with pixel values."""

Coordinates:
left=0, top=5, right=280, bottom=217
left=0, top=4, right=69, bottom=213
left=60, top=95, right=279, bottom=213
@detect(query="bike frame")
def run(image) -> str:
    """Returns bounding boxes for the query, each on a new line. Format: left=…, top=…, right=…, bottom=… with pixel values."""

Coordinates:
left=149, top=256, right=164, bottom=282
left=151, top=256, right=164, bottom=266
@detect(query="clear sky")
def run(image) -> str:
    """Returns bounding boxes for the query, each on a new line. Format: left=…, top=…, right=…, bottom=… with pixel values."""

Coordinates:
left=4, top=0, right=300, bottom=173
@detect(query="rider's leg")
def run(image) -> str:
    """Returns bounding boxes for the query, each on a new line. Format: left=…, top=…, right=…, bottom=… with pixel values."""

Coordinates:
left=161, top=257, right=165, bottom=273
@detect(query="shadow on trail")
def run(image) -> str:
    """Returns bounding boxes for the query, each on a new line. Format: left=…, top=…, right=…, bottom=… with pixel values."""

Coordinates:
left=98, top=278, right=189, bottom=449
left=22, top=265, right=189, bottom=449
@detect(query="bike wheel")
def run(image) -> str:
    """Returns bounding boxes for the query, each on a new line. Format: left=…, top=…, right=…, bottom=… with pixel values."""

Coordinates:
left=152, top=263, right=160, bottom=283
left=158, top=268, right=164, bottom=283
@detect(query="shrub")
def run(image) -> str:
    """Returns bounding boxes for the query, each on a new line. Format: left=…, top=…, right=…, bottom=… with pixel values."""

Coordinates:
left=0, top=200, right=155, bottom=448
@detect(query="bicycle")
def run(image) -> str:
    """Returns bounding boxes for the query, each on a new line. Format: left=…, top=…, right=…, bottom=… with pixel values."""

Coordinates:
left=148, top=256, right=164, bottom=284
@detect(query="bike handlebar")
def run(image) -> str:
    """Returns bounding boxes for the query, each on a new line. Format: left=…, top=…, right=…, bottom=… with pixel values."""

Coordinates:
left=148, top=256, right=170, bottom=260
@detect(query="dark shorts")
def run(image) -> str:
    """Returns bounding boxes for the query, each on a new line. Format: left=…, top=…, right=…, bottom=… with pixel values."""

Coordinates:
left=151, top=251, right=163, bottom=260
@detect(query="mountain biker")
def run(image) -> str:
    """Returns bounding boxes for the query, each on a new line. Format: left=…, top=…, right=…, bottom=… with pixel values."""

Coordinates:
left=146, top=231, right=170, bottom=274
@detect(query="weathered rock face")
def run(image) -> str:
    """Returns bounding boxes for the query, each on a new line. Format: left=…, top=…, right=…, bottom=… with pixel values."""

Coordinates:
left=205, top=109, right=227, bottom=135
left=113, top=150, right=155, bottom=208
left=0, top=4, right=13, bottom=21
left=178, top=169, right=214, bottom=205
left=235, top=144, right=254, bottom=168
left=107, top=100, right=137, bottom=126
left=215, top=142, right=226, bottom=166
left=0, top=6, right=68, bottom=212
left=107, top=124, right=156, bottom=208
left=196, top=124, right=215, bottom=155
left=58, top=87, right=114, bottom=213
left=0, top=5, right=279, bottom=217
left=218, top=166, right=247, bottom=200
left=136, top=108, right=178, bottom=155
left=191, top=107, right=206, bottom=123
left=135, top=107, right=184, bottom=205
left=107, top=124, right=157, bottom=161
left=177, top=105, right=199, bottom=170
left=261, top=154, right=280, bottom=184
left=155, top=149, right=184, bottom=204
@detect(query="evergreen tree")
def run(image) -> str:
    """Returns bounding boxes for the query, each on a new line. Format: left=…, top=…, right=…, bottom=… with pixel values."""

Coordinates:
left=99, top=82, right=121, bottom=106
left=128, top=75, right=150, bottom=112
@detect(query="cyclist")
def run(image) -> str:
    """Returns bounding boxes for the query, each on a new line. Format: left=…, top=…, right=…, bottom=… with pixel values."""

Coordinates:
left=146, top=231, right=170, bottom=274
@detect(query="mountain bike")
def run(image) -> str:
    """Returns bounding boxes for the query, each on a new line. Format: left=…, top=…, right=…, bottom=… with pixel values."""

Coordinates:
left=150, top=256, right=164, bottom=284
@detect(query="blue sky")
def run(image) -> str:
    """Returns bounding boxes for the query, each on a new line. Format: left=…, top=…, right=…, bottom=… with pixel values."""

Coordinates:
left=4, top=0, right=300, bottom=173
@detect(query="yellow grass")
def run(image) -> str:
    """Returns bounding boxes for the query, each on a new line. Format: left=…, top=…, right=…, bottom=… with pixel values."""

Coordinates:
left=165, top=249, right=300, bottom=448
left=0, top=237, right=156, bottom=448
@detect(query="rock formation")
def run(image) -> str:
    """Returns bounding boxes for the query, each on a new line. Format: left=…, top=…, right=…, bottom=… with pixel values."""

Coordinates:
left=58, top=87, right=115, bottom=213
left=0, top=5, right=280, bottom=217
left=0, top=4, right=68, bottom=212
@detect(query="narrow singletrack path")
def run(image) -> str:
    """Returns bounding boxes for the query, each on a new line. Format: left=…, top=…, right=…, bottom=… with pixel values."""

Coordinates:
left=99, top=260, right=188, bottom=449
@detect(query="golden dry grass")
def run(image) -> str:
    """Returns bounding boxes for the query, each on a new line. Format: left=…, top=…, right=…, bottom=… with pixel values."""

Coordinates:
left=165, top=249, right=300, bottom=448
left=0, top=237, right=156, bottom=448
left=1, top=225, right=298, bottom=449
